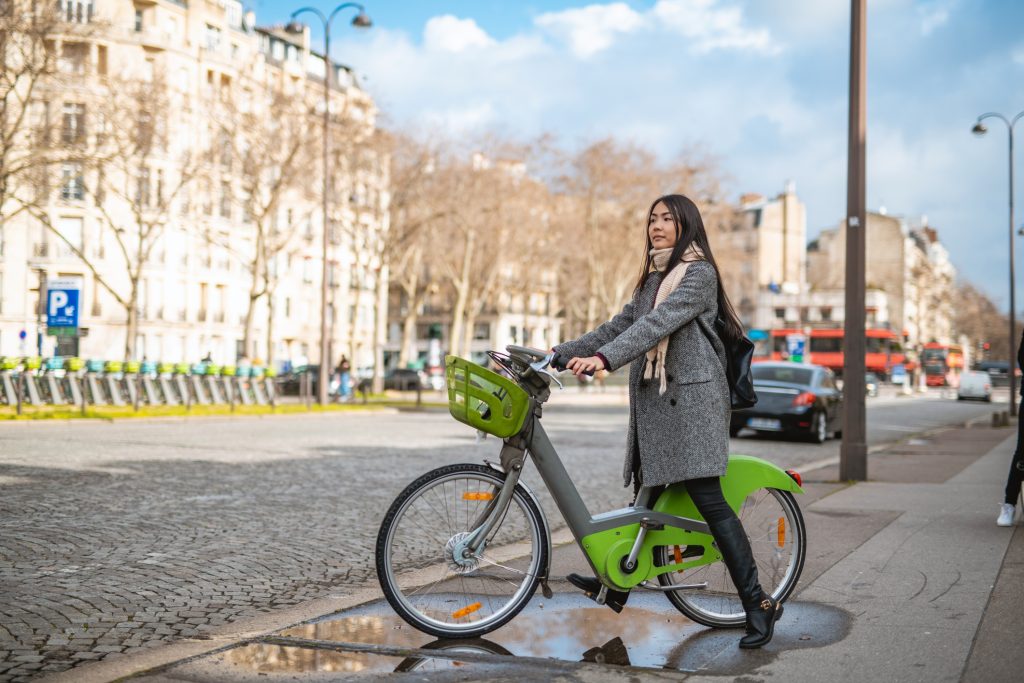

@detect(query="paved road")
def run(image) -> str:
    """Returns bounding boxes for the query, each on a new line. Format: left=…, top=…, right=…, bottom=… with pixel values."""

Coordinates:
left=0, top=393, right=1001, bottom=681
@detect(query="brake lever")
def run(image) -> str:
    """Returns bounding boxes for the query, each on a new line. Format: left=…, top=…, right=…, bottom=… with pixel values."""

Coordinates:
left=530, top=353, right=564, bottom=390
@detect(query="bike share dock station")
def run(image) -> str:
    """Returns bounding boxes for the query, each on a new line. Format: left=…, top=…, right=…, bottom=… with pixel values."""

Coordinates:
left=0, top=356, right=278, bottom=411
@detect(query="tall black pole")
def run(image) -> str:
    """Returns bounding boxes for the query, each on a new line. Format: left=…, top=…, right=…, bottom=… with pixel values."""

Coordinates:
left=320, top=20, right=331, bottom=406
left=841, top=0, right=868, bottom=481
left=974, top=111, right=1024, bottom=416
left=1008, top=125, right=1017, bottom=416
left=291, top=3, right=369, bottom=405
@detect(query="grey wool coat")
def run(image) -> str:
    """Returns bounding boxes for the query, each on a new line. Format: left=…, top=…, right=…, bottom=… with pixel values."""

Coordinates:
left=555, top=261, right=730, bottom=489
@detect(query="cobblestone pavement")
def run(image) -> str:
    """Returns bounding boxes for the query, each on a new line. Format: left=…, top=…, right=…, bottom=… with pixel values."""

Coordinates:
left=0, top=396, right=998, bottom=681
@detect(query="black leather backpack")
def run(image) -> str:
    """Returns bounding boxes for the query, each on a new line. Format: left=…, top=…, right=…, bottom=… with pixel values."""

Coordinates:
left=701, top=316, right=758, bottom=410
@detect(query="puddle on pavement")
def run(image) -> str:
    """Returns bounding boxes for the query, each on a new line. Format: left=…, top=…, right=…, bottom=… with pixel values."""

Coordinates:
left=157, top=594, right=850, bottom=679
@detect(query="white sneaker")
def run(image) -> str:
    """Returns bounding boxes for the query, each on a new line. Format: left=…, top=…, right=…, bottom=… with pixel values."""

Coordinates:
left=997, top=503, right=1016, bottom=527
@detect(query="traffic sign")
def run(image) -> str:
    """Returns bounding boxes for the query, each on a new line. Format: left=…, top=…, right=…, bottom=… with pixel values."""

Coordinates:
left=46, top=277, right=83, bottom=328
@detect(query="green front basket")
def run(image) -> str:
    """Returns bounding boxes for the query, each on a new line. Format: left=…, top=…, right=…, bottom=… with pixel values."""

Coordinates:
left=445, top=355, right=530, bottom=439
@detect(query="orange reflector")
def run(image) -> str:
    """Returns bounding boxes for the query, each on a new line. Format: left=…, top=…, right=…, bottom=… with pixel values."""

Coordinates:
left=673, top=545, right=683, bottom=564
left=462, top=491, right=494, bottom=501
left=777, top=517, right=786, bottom=547
left=451, top=602, right=482, bottom=619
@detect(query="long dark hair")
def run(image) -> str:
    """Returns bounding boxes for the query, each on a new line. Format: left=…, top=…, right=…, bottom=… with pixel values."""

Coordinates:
left=634, top=194, right=744, bottom=342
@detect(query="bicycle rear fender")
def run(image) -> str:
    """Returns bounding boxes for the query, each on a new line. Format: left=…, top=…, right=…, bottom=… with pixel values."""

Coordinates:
left=653, top=454, right=804, bottom=519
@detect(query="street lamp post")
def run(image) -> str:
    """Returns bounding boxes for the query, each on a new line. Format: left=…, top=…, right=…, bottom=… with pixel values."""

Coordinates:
left=973, top=111, right=1024, bottom=417
left=290, top=3, right=371, bottom=405
left=840, top=0, right=868, bottom=482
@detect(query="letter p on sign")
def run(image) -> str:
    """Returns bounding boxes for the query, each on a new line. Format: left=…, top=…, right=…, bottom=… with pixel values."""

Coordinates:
left=49, top=291, right=68, bottom=316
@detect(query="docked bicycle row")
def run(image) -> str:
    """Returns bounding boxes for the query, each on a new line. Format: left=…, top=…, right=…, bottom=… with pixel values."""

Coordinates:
left=0, top=356, right=277, bottom=409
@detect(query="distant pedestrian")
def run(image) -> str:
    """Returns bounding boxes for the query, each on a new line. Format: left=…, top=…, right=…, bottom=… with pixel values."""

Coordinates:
left=997, top=330, right=1024, bottom=526
left=335, top=355, right=352, bottom=400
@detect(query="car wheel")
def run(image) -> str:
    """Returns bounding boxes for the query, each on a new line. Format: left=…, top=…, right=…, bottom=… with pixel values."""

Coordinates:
left=810, top=411, right=827, bottom=444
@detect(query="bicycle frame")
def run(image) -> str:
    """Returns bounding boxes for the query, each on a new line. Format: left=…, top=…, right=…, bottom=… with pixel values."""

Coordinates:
left=453, top=348, right=805, bottom=593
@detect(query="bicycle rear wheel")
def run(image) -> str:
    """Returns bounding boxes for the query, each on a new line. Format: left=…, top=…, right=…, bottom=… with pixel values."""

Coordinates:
left=656, top=487, right=805, bottom=628
left=375, top=464, right=548, bottom=639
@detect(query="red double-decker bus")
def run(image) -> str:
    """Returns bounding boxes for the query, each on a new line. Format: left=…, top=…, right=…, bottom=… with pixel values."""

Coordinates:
left=765, top=328, right=911, bottom=378
left=921, top=342, right=965, bottom=387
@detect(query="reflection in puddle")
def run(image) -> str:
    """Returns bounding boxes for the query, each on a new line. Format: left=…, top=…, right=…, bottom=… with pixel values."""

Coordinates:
left=221, top=643, right=407, bottom=674
left=189, top=595, right=849, bottom=677
left=281, top=592, right=694, bottom=665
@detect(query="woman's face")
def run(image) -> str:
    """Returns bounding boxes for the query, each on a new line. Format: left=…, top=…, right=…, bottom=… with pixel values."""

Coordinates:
left=648, top=201, right=678, bottom=250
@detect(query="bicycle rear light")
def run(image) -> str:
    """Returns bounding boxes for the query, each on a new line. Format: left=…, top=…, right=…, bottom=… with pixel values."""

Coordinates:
left=786, top=469, right=803, bottom=487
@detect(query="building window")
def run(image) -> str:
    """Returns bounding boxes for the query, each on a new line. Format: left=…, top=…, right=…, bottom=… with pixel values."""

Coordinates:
left=61, top=102, right=86, bottom=144
left=135, top=167, right=150, bottom=206
left=60, top=163, right=84, bottom=200
left=205, top=24, right=222, bottom=51
left=774, top=308, right=785, bottom=320
left=60, top=0, right=95, bottom=24
left=219, top=181, right=231, bottom=219
left=135, top=9, right=143, bottom=32
left=820, top=307, right=832, bottom=321
left=59, top=42, right=88, bottom=75
left=473, top=323, right=490, bottom=341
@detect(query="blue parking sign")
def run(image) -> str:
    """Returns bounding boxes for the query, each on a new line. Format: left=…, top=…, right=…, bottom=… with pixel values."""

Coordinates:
left=46, top=277, right=82, bottom=328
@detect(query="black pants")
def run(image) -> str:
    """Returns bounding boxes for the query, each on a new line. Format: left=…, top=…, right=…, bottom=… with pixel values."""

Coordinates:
left=1006, top=414, right=1024, bottom=505
left=684, top=476, right=738, bottom=526
left=642, top=476, right=737, bottom=526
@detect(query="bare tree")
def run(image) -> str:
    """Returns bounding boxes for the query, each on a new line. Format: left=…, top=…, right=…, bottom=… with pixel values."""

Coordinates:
left=553, top=139, right=734, bottom=338
left=952, top=281, right=1011, bottom=360
left=28, top=73, right=203, bottom=360
left=210, top=73, right=318, bottom=360
left=1, top=1, right=99, bottom=219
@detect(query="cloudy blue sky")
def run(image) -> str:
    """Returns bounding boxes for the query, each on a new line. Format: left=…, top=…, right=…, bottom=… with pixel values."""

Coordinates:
left=255, top=0, right=1024, bottom=309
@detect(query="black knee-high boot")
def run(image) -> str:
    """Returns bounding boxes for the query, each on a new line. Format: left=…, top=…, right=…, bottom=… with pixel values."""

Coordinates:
left=711, top=516, right=783, bottom=648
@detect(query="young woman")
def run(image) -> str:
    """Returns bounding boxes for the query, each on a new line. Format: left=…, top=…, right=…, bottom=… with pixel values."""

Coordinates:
left=997, top=329, right=1024, bottom=526
left=552, top=194, right=782, bottom=649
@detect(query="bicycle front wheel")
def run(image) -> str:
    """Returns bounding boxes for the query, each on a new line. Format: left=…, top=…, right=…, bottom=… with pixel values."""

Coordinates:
left=656, top=487, right=806, bottom=628
left=375, top=464, right=548, bottom=639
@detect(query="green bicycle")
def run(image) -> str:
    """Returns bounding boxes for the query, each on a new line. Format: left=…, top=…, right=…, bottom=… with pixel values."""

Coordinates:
left=375, top=345, right=806, bottom=639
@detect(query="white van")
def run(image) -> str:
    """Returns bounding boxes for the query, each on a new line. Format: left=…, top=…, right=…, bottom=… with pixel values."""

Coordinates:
left=958, top=370, right=992, bottom=402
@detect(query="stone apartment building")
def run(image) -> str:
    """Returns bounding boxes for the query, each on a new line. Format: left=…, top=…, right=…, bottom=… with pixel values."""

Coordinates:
left=807, top=211, right=955, bottom=347
left=0, top=0, right=388, bottom=372
left=720, top=184, right=954, bottom=351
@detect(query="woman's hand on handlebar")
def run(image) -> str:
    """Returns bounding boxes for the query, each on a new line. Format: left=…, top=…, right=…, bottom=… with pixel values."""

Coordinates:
left=566, top=356, right=603, bottom=377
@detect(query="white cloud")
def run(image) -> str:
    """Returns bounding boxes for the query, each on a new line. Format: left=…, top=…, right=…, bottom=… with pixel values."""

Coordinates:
left=534, top=0, right=776, bottom=59
left=917, top=0, right=958, bottom=36
left=423, top=15, right=495, bottom=53
left=534, top=3, right=644, bottom=59
left=652, top=0, right=779, bottom=55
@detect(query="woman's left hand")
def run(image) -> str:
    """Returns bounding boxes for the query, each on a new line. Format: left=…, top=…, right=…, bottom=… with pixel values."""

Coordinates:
left=567, top=356, right=604, bottom=377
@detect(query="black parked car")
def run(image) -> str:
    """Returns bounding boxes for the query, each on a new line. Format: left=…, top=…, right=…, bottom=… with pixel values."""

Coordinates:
left=730, top=362, right=844, bottom=444
left=275, top=365, right=321, bottom=396
left=357, top=368, right=429, bottom=393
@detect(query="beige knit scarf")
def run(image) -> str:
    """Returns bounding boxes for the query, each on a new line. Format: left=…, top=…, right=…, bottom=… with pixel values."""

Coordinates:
left=645, top=243, right=705, bottom=394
